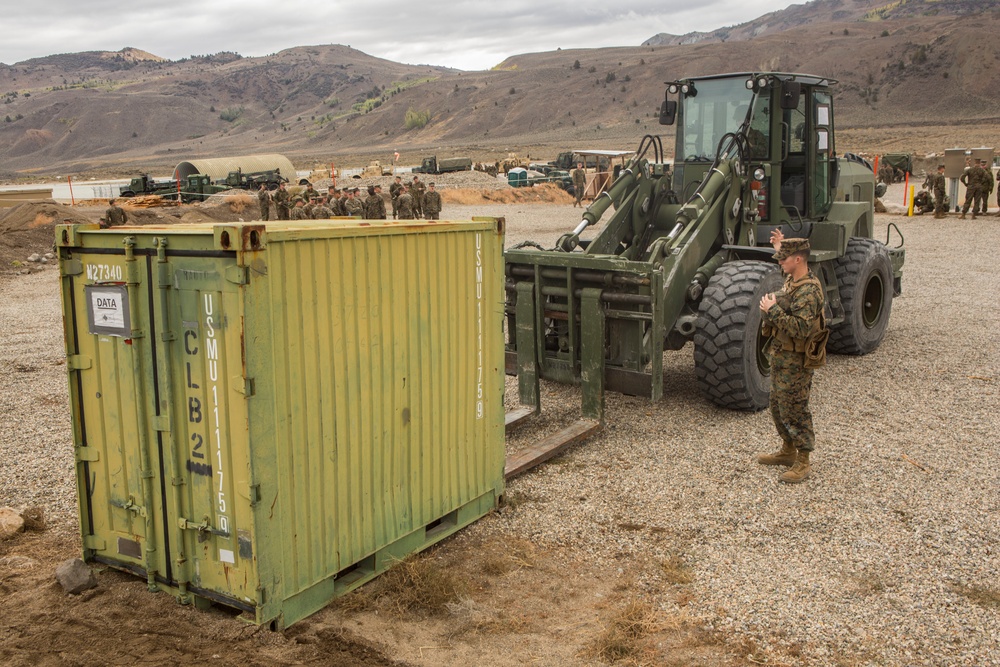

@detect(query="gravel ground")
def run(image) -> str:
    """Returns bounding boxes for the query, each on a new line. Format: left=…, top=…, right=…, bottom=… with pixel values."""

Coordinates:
left=1, top=207, right=998, bottom=665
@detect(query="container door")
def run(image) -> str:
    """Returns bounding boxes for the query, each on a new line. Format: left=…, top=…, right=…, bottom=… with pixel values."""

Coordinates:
left=63, top=249, right=171, bottom=581
left=157, top=257, right=258, bottom=609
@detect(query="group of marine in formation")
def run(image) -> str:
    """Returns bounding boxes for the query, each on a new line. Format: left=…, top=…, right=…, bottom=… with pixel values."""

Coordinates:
left=908, top=157, right=997, bottom=219
left=256, top=174, right=443, bottom=222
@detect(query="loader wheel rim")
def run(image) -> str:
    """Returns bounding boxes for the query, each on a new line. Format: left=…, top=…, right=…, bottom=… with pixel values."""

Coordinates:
left=862, top=272, right=885, bottom=329
left=756, top=326, right=770, bottom=376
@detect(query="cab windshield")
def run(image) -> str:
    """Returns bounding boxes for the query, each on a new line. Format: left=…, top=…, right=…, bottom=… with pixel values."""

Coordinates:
left=678, top=78, right=756, bottom=162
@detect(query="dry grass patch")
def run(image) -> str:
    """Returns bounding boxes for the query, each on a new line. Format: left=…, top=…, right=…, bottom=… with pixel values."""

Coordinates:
left=658, top=555, right=694, bottom=585
left=584, top=597, right=662, bottom=665
left=334, top=552, right=469, bottom=618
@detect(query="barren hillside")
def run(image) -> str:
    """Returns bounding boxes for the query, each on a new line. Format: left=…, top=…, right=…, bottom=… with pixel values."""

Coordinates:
left=1, top=0, right=999, bottom=177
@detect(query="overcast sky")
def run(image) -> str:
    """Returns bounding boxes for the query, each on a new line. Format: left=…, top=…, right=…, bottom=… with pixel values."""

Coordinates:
left=3, top=1, right=799, bottom=71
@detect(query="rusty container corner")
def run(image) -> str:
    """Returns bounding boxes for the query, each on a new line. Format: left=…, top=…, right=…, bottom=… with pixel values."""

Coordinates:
left=55, top=218, right=506, bottom=629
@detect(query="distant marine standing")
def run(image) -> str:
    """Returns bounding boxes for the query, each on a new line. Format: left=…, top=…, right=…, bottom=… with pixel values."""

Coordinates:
left=422, top=182, right=442, bottom=220
left=257, top=184, right=272, bottom=221
left=396, top=190, right=414, bottom=219
left=103, top=199, right=129, bottom=228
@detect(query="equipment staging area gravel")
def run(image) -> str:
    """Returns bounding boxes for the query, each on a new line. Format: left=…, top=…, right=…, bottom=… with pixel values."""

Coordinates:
left=0, top=207, right=997, bottom=666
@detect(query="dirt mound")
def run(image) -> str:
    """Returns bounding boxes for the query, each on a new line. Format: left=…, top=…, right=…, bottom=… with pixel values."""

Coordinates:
left=0, top=202, right=91, bottom=234
left=0, top=202, right=95, bottom=272
left=444, top=183, right=574, bottom=205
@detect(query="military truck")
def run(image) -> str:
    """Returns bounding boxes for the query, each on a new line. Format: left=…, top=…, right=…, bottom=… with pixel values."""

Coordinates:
left=179, top=174, right=229, bottom=202
left=413, top=156, right=472, bottom=174
left=220, top=168, right=287, bottom=191
left=119, top=174, right=180, bottom=200
left=504, top=72, right=905, bottom=449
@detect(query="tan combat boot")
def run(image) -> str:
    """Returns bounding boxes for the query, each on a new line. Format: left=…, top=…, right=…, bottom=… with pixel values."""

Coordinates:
left=779, top=450, right=812, bottom=484
left=757, top=441, right=797, bottom=467
left=960, top=212, right=966, bottom=219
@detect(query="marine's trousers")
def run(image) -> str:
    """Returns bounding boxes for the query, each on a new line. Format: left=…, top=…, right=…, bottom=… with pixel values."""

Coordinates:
left=768, top=350, right=815, bottom=452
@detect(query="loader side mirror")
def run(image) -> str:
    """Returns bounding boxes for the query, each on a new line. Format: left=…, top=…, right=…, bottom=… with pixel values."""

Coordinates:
left=659, top=100, right=677, bottom=125
left=830, top=157, right=841, bottom=190
left=780, top=81, right=801, bottom=110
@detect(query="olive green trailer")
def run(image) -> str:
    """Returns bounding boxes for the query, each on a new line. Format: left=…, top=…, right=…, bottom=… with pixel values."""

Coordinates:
left=56, top=218, right=506, bottom=629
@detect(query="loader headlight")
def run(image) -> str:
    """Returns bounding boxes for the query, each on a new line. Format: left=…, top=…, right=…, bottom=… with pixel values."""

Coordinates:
left=753, top=167, right=766, bottom=181
left=668, top=84, right=679, bottom=94
left=745, top=78, right=755, bottom=90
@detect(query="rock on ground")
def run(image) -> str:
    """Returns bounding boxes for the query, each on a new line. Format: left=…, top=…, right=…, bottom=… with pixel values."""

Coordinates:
left=55, top=558, right=97, bottom=595
left=0, top=507, right=25, bottom=539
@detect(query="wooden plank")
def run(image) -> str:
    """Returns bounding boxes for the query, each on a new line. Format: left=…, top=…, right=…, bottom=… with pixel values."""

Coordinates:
left=504, top=406, right=535, bottom=432
left=504, top=419, right=601, bottom=479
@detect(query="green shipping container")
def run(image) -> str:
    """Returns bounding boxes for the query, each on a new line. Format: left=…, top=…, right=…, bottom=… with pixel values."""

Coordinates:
left=56, top=218, right=506, bottom=628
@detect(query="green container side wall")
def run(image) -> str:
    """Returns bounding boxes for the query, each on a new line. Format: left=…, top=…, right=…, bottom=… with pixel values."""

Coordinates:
left=245, top=223, right=506, bottom=614
left=57, top=219, right=506, bottom=626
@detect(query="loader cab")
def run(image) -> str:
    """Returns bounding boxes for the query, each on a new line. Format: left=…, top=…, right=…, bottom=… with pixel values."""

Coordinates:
left=664, top=72, right=837, bottom=227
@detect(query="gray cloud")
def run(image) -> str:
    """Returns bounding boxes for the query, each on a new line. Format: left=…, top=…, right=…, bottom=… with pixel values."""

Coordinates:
left=3, top=1, right=792, bottom=69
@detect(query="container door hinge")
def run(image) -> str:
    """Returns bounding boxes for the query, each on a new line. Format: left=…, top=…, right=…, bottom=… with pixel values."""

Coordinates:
left=75, top=446, right=100, bottom=462
left=61, top=258, right=84, bottom=276
left=121, top=496, right=148, bottom=518
left=67, top=355, right=92, bottom=371
left=233, top=376, right=255, bottom=397
left=160, top=331, right=176, bottom=342
left=152, top=416, right=170, bottom=432
left=225, top=265, right=249, bottom=285
left=83, top=535, right=106, bottom=551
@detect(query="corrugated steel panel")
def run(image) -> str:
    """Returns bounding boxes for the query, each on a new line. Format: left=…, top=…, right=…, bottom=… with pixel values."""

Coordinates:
left=56, top=218, right=506, bottom=628
left=173, top=154, right=296, bottom=182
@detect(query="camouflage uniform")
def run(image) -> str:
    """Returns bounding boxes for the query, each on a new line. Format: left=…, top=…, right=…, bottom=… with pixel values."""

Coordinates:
left=961, top=163, right=987, bottom=217
left=344, top=195, right=364, bottom=217
left=312, top=204, right=333, bottom=219
left=410, top=178, right=426, bottom=217
left=571, top=167, right=586, bottom=207
left=980, top=165, right=994, bottom=214
left=396, top=192, right=414, bottom=219
left=931, top=169, right=947, bottom=218
left=329, top=194, right=345, bottom=217
left=422, top=188, right=442, bottom=220
left=364, top=190, right=387, bottom=219
left=762, top=260, right=824, bottom=454
left=104, top=203, right=129, bottom=227
left=257, top=187, right=272, bottom=221
left=389, top=180, right=404, bottom=219
left=274, top=187, right=291, bottom=220
left=290, top=204, right=309, bottom=221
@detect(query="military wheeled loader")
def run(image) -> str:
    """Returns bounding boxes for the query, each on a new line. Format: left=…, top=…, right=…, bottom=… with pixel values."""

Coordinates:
left=503, top=73, right=905, bottom=473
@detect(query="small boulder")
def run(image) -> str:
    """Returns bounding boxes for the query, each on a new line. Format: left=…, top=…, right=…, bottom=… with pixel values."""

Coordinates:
left=55, top=558, right=98, bottom=595
left=27, top=253, right=41, bottom=263
left=21, top=506, right=46, bottom=532
left=44, top=252, right=55, bottom=260
left=0, top=507, right=25, bottom=540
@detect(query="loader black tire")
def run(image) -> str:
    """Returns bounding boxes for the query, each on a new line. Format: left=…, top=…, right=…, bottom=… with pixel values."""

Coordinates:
left=828, top=237, right=893, bottom=355
left=694, top=261, right=783, bottom=411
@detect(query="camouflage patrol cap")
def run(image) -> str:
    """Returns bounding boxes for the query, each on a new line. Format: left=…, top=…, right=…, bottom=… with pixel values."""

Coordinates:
left=774, top=238, right=810, bottom=261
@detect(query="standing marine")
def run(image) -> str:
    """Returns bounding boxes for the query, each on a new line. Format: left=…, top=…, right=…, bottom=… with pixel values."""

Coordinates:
left=274, top=183, right=291, bottom=220
left=256, top=184, right=272, bottom=221
left=422, top=182, right=442, bottom=220
left=571, top=162, right=586, bottom=207
left=756, top=231, right=826, bottom=484
left=396, top=189, right=414, bottom=219
left=103, top=199, right=129, bottom=228
left=389, top=176, right=404, bottom=219
left=344, top=188, right=364, bottom=217
left=410, top=176, right=426, bottom=218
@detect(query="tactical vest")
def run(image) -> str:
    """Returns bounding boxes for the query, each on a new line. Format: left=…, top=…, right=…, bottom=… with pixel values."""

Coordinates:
left=765, top=275, right=825, bottom=354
